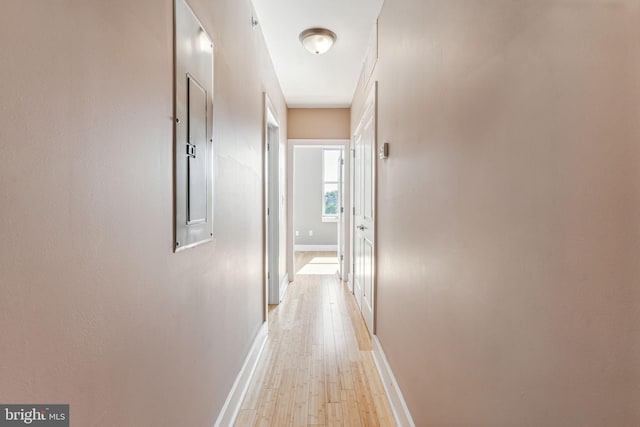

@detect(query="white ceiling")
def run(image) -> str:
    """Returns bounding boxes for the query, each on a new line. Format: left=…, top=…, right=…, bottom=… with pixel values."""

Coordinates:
left=251, top=0, right=384, bottom=108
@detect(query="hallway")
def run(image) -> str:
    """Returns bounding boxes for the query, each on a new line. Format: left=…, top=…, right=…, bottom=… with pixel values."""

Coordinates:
left=235, top=264, right=395, bottom=426
left=2, top=1, right=640, bottom=426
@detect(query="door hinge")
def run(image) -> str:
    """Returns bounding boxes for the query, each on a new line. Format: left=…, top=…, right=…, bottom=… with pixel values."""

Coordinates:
left=340, top=255, right=344, bottom=261
left=267, top=272, right=270, bottom=280
left=340, top=206, right=344, bottom=214
left=267, top=207, right=270, bottom=216
left=267, top=143, right=270, bottom=150
left=353, top=207, right=356, bottom=215
left=341, top=158, right=345, bottom=165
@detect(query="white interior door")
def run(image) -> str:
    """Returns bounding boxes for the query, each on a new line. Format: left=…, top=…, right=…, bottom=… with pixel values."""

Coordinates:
left=338, top=151, right=345, bottom=280
left=353, top=131, right=363, bottom=311
left=353, top=84, right=376, bottom=334
left=265, top=94, right=282, bottom=307
left=267, top=123, right=280, bottom=305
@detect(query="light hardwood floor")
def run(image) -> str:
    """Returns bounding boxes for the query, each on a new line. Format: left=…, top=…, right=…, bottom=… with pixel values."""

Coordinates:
left=235, top=256, right=396, bottom=427
left=294, top=251, right=339, bottom=275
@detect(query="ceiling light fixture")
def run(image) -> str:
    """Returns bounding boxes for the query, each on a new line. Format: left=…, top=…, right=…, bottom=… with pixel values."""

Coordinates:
left=299, top=28, right=337, bottom=55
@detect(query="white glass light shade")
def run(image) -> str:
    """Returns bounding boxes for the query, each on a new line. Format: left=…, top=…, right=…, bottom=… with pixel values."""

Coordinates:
left=299, top=28, right=337, bottom=55
left=198, top=28, right=212, bottom=52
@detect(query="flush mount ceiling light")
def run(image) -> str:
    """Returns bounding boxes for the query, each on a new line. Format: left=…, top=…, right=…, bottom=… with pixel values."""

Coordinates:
left=299, top=28, right=337, bottom=55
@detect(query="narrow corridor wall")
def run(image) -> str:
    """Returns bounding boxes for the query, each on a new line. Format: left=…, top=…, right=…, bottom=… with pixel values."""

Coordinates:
left=352, top=1, right=640, bottom=425
left=288, top=108, right=351, bottom=140
left=0, top=0, right=286, bottom=425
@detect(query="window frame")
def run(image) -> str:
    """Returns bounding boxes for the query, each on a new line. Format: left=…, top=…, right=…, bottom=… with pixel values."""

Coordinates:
left=321, top=148, right=341, bottom=220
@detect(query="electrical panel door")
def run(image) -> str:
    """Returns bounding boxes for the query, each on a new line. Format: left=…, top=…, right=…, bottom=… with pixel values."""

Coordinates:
left=174, top=0, right=214, bottom=251
left=187, top=75, right=208, bottom=225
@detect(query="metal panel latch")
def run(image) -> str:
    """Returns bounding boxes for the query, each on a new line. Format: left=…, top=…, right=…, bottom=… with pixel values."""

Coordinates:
left=186, top=143, right=197, bottom=158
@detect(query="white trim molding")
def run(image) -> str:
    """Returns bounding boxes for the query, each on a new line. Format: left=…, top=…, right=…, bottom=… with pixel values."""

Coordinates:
left=321, top=216, right=339, bottom=223
left=214, top=323, right=268, bottom=427
left=371, top=335, right=416, bottom=427
left=294, top=244, right=338, bottom=252
left=279, top=273, right=289, bottom=302
left=288, top=138, right=350, bottom=147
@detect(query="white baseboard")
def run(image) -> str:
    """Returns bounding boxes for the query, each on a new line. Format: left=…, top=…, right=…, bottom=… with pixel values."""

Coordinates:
left=371, top=335, right=415, bottom=427
left=294, top=244, right=338, bottom=252
left=279, top=274, right=289, bottom=302
left=214, top=323, right=268, bottom=427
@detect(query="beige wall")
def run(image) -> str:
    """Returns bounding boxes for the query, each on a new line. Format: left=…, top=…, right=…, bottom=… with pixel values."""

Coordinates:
left=0, top=0, right=285, bottom=425
left=352, top=1, right=640, bottom=426
left=288, top=108, right=351, bottom=140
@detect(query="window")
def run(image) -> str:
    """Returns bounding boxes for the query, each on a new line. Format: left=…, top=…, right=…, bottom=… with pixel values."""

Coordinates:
left=322, top=149, right=341, bottom=218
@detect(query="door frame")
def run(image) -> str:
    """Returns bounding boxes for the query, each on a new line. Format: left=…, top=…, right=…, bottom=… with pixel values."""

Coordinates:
left=263, top=94, right=281, bottom=318
left=337, top=150, right=345, bottom=280
left=286, top=139, right=351, bottom=284
left=351, top=81, right=377, bottom=334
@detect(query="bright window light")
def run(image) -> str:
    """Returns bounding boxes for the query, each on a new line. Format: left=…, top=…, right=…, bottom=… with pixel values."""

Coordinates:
left=322, top=149, right=341, bottom=218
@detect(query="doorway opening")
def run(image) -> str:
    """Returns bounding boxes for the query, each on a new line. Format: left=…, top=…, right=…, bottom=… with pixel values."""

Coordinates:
left=287, top=139, right=350, bottom=282
left=264, top=94, right=286, bottom=316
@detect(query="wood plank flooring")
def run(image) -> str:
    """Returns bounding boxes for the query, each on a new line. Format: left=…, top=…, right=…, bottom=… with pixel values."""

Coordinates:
left=235, top=255, right=396, bottom=427
left=294, top=251, right=339, bottom=275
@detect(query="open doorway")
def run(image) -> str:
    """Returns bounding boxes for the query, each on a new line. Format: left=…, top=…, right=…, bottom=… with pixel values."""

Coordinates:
left=287, top=140, right=350, bottom=281
left=264, top=94, right=287, bottom=313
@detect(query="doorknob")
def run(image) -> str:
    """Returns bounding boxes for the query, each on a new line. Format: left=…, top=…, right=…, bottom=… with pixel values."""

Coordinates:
left=357, top=225, right=367, bottom=231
